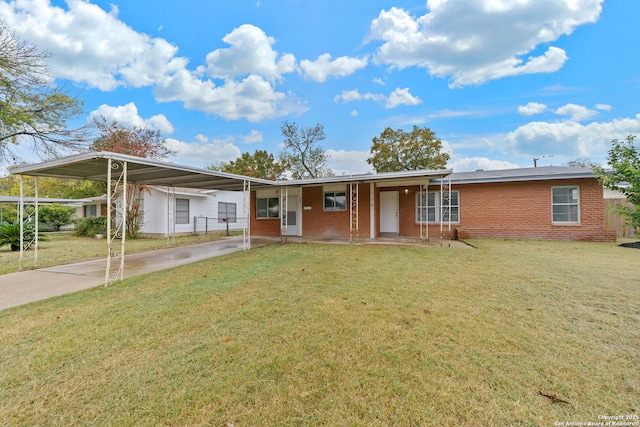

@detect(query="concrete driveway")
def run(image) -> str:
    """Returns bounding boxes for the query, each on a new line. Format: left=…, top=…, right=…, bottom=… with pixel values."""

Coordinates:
left=0, top=236, right=272, bottom=311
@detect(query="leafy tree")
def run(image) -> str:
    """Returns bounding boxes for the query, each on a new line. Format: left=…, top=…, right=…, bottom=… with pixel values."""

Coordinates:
left=0, top=20, right=88, bottom=163
left=38, top=204, right=75, bottom=231
left=279, top=121, right=331, bottom=179
left=596, top=135, right=640, bottom=233
left=367, top=126, right=450, bottom=172
left=209, top=150, right=286, bottom=180
left=0, top=174, right=105, bottom=199
left=90, top=119, right=174, bottom=238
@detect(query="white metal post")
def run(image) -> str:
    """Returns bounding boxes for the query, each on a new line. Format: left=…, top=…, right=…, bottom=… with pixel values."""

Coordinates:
left=369, top=183, right=375, bottom=240
left=243, top=180, right=251, bottom=251
left=119, top=161, right=127, bottom=281
left=105, top=159, right=112, bottom=286
left=18, top=175, right=24, bottom=271
left=34, top=177, right=38, bottom=267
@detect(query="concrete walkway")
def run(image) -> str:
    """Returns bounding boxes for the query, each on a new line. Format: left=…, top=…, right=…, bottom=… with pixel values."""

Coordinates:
left=0, top=236, right=271, bottom=311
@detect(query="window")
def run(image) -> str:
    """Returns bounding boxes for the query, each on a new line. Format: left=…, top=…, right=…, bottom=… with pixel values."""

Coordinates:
left=257, top=197, right=279, bottom=218
left=552, top=186, right=579, bottom=223
left=417, top=191, right=459, bottom=223
left=175, top=198, right=190, bottom=224
left=84, top=204, right=97, bottom=217
left=218, top=202, right=237, bottom=223
left=324, top=191, right=346, bottom=211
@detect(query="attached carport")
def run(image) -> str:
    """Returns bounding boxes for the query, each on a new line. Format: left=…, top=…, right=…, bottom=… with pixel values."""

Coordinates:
left=9, top=151, right=275, bottom=285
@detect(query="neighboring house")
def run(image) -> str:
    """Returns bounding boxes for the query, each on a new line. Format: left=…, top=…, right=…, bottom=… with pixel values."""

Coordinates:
left=77, top=186, right=246, bottom=237
left=249, top=166, right=617, bottom=242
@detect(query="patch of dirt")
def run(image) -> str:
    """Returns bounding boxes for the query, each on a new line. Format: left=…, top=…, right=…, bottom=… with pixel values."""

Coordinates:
left=619, top=241, right=640, bottom=249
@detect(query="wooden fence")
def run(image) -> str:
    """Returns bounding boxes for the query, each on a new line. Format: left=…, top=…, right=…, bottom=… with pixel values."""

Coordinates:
left=604, top=198, right=637, bottom=238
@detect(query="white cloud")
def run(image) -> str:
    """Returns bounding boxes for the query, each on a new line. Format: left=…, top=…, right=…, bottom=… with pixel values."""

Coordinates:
left=506, top=114, right=640, bottom=158
left=334, top=88, right=421, bottom=109
left=369, top=0, right=603, bottom=87
left=385, top=88, right=422, bottom=109
left=554, top=103, right=598, bottom=122
left=242, top=130, right=263, bottom=144
left=165, top=136, right=241, bottom=168
left=325, top=149, right=371, bottom=175
left=88, top=103, right=174, bottom=134
left=300, top=53, right=368, bottom=83
left=204, top=25, right=296, bottom=81
left=0, top=0, right=186, bottom=91
left=154, top=70, right=308, bottom=122
left=350, top=110, right=358, bottom=116
left=596, top=103, right=612, bottom=111
left=518, top=102, right=548, bottom=116
left=449, top=157, right=520, bottom=172
left=0, top=3, right=304, bottom=122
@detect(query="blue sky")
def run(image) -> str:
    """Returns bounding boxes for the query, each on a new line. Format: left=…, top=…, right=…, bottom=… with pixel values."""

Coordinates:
left=2, top=0, right=639, bottom=174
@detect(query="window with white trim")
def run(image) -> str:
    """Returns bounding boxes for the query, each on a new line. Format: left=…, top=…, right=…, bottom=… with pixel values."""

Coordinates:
left=552, top=186, right=579, bottom=223
left=257, top=197, right=279, bottom=218
left=416, top=191, right=459, bottom=223
left=175, top=198, right=190, bottom=224
left=218, top=202, right=237, bottom=223
left=324, top=191, right=346, bottom=211
left=84, top=204, right=97, bottom=217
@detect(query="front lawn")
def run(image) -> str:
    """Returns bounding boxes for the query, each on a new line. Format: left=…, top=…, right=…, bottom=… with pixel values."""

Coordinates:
left=0, top=240, right=638, bottom=426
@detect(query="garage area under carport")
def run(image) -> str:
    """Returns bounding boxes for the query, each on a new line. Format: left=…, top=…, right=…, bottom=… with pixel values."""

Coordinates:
left=9, top=151, right=276, bottom=286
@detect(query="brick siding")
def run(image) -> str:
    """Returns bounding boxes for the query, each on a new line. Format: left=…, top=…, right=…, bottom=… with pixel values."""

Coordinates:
left=249, top=178, right=617, bottom=242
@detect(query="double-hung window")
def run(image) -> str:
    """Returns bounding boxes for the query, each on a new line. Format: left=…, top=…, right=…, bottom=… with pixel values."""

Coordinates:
left=257, top=197, right=279, bottom=218
left=84, top=204, right=97, bottom=217
left=552, top=186, right=579, bottom=223
left=218, top=202, right=237, bottom=223
left=175, top=198, right=190, bottom=224
left=324, top=191, right=346, bottom=211
left=416, top=191, right=459, bottom=223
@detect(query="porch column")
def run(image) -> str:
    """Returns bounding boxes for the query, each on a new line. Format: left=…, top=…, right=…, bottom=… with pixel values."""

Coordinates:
left=369, top=182, right=375, bottom=240
left=280, top=186, right=288, bottom=243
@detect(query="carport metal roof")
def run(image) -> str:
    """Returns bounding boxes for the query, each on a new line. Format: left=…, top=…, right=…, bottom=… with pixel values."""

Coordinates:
left=9, top=151, right=276, bottom=191
left=9, top=151, right=453, bottom=188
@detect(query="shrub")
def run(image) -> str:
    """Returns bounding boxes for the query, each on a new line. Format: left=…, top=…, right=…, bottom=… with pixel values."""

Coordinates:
left=38, top=204, right=75, bottom=231
left=0, top=220, right=46, bottom=251
left=74, top=216, right=108, bottom=238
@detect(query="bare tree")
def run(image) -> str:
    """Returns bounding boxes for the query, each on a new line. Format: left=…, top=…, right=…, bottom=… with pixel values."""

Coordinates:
left=0, top=20, right=89, bottom=163
left=279, top=121, right=331, bottom=179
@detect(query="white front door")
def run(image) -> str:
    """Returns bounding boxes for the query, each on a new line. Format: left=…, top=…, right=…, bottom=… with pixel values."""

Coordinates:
left=380, top=191, right=399, bottom=234
left=285, top=196, right=300, bottom=236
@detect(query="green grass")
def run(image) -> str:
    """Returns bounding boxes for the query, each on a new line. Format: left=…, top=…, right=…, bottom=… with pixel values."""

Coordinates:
left=0, top=232, right=235, bottom=275
left=0, top=240, right=638, bottom=426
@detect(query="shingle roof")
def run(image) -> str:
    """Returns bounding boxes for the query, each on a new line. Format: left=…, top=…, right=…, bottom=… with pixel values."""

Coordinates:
left=433, top=166, right=596, bottom=184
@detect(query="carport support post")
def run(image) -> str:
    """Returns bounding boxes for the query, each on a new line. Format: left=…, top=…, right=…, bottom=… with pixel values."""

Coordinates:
left=119, top=162, right=127, bottom=281
left=19, top=175, right=23, bottom=271
left=105, top=160, right=112, bottom=286
left=34, top=177, right=38, bottom=267
left=243, top=180, right=250, bottom=251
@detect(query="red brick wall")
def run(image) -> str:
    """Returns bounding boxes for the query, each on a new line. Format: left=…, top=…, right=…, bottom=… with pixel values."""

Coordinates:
left=428, top=178, right=615, bottom=242
left=250, top=178, right=616, bottom=242
left=249, top=191, right=280, bottom=237
left=249, top=186, right=372, bottom=238
left=301, top=185, right=371, bottom=238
